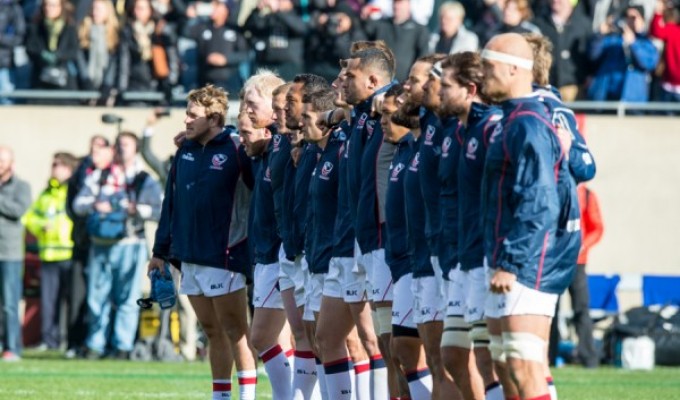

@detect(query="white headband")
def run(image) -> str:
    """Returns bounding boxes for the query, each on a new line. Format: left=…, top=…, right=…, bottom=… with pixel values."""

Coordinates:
left=481, top=49, right=534, bottom=70
left=430, top=61, right=443, bottom=80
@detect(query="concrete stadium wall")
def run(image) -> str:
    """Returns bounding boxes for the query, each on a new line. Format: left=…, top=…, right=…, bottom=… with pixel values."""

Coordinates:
left=1, top=106, right=679, bottom=282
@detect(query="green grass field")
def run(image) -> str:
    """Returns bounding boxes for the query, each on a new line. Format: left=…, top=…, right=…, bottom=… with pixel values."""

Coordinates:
left=0, top=352, right=679, bottom=399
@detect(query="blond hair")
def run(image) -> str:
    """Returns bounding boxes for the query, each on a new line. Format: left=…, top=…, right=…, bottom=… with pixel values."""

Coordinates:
left=187, top=85, right=229, bottom=127
left=78, top=0, right=120, bottom=52
left=243, top=69, right=285, bottom=100
left=523, top=33, right=553, bottom=86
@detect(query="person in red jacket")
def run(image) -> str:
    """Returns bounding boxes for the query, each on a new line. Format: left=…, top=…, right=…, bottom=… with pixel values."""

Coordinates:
left=650, top=0, right=680, bottom=102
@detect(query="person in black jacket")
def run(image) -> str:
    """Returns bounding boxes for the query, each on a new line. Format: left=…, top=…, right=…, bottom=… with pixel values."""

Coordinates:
left=25, top=0, right=79, bottom=91
left=0, top=0, right=25, bottom=105
left=244, top=0, right=308, bottom=81
left=185, top=0, right=249, bottom=94
left=118, top=0, right=180, bottom=104
left=534, top=0, right=593, bottom=101
left=363, top=0, right=430, bottom=81
left=76, top=0, right=119, bottom=105
left=305, top=3, right=366, bottom=82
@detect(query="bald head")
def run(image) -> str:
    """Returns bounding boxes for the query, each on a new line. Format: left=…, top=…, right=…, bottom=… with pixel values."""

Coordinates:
left=0, top=145, right=15, bottom=182
left=481, top=33, right=535, bottom=102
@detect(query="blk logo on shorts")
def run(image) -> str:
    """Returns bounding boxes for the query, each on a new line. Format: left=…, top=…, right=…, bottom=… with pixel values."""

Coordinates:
left=346, top=289, right=358, bottom=297
left=211, top=283, right=224, bottom=290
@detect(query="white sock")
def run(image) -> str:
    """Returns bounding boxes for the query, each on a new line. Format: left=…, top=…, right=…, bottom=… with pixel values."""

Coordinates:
left=354, top=360, right=371, bottom=400
left=293, top=350, right=318, bottom=400
left=369, top=355, right=388, bottom=400
left=324, top=357, right=354, bottom=400
left=485, top=381, right=504, bottom=400
left=406, top=368, right=433, bottom=399
left=212, top=379, right=231, bottom=400
left=260, top=345, right=293, bottom=400
left=316, top=358, right=329, bottom=400
left=237, top=370, right=257, bottom=400
left=547, top=376, right=558, bottom=400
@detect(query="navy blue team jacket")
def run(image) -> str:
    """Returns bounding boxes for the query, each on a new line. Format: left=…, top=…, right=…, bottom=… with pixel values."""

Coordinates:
left=294, top=142, right=320, bottom=259
left=270, top=128, right=292, bottom=255
left=332, top=122, right=355, bottom=258
left=437, top=117, right=463, bottom=280
left=418, top=108, right=444, bottom=259
left=482, top=97, right=570, bottom=294
left=307, top=133, right=345, bottom=274
left=458, top=103, right=503, bottom=271
left=385, top=133, right=415, bottom=283
left=404, top=135, right=434, bottom=279
left=153, top=128, right=252, bottom=274
left=251, top=135, right=283, bottom=265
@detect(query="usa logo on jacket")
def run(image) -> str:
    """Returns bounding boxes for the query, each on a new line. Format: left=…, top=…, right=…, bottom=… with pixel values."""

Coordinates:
left=210, top=154, right=228, bottom=170
left=320, top=162, right=334, bottom=181
left=466, top=138, right=478, bottom=160
left=424, top=125, right=436, bottom=145
left=441, top=137, right=452, bottom=158
left=390, top=163, right=405, bottom=182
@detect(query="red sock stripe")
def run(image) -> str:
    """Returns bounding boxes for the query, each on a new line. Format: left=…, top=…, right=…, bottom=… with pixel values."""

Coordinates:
left=370, top=354, right=383, bottom=361
left=354, top=362, right=370, bottom=374
left=238, top=377, right=258, bottom=385
left=294, top=350, right=316, bottom=359
left=546, top=376, right=554, bottom=385
left=526, top=395, right=551, bottom=400
left=285, top=349, right=294, bottom=358
left=212, top=382, right=232, bottom=391
left=260, top=345, right=284, bottom=362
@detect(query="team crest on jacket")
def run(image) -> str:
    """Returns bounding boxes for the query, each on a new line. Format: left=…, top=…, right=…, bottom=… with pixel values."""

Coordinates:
left=466, top=138, right=478, bottom=160
left=366, top=120, right=376, bottom=138
left=409, top=152, right=420, bottom=172
left=210, top=154, right=228, bottom=170
left=489, top=123, right=503, bottom=144
left=390, top=163, right=405, bottom=181
left=357, top=113, right=368, bottom=130
left=441, top=137, right=452, bottom=158
left=272, top=135, right=282, bottom=152
left=424, top=125, right=436, bottom=145
left=320, top=161, right=334, bottom=180
left=263, top=166, right=272, bottom=182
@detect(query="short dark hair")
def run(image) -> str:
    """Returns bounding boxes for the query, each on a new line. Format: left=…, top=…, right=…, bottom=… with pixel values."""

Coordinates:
left=350, top=41, right=396, bottom=79
left=352, top=48, right=395, bottom=82
left=116, top=131, right=140, bottom=152
left=302, top=88, right=336, bottom=113
left=53, top=152, right=78, bottom=171
left=384, top=83, right=404, bottom=99
left=293, top=74, right=331, bottom=95
left=441, top=51, right=489, bottom=103
left=416, top=53, right=447, bottom=65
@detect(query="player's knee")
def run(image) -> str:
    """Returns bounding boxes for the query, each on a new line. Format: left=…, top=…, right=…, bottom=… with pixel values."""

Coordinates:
left=489, top=334, right=506, bottom=363
left=470, top=323, right=490, bottom=349
left=502, top=332, right=546, bottom=365
left=441, top=316, right=472, bottom=349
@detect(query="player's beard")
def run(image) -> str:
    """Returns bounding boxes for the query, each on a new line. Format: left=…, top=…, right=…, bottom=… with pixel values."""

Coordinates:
left=438, top=101, right=467, bottom=120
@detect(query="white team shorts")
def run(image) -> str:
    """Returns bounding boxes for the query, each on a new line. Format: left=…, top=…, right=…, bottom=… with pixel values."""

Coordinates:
left=278, top=247, right=306, bottom=306
left=412, top=275, right=446, bottom=324
left=484, top=266, right=558, bottom=318
left=328, top=256, right=367, bottom=303
left=253, top=262, right=283, bottom=309
left=179, top=263, right=247, bottom=297
left=303, top=272, right=325, bottom=322
left=446, top=267, right=468, bottom=317
left=464, top=267, right=487, bottom=323
left=323, top=257, right=344, bottom=299
left=391, top=273, right=416, bottom=329
left=356, top=244, right=393, bottom=303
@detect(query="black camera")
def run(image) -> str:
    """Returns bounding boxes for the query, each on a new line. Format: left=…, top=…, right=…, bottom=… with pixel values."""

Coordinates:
left=101, top=114, right=124, bottom=124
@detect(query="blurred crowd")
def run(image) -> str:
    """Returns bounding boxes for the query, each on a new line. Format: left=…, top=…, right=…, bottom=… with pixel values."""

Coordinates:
left=0, top=0, right=679, bottom=105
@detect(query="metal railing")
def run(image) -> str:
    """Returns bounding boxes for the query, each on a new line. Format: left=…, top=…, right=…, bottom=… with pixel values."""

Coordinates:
left=2, top=90, right=680, bottom=117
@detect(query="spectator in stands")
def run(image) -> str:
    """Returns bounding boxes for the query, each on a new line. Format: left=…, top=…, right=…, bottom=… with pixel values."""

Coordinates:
left=64, top=134, right=110, bottom=359
left=23, top=152, right=78, bottom=352
left=244, top=0, right=308, bottom=80
left=73, top=133, right=162, bottom=359
left=25, top=0, right=79, bottom=91
left=495, top=0, right=541, bottom=35
left=650, top=0, right=680, bottom=102
left=0, top=145, right=32, bottom=361
left=429, top=1, right=479, bottom=54
left=306, top=2, right=366, bottom=82
left=534, top=0, right=593, bottom=101
left=118, top=0, right=180, bottom=104
left=587, top=5, right=659, bottom=101
left=0, top=0, right=25, bottom=105
left=570, top=183, right=605, bottom=368
left=185, top=0, right=249, bottom=94
left=472, top=0, right=504, bottom=45
left=77, top=0, right=119, bottom=105
left=590, top=0, right=632, bottom=32
left=363, top=0, right=430, bottom=81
